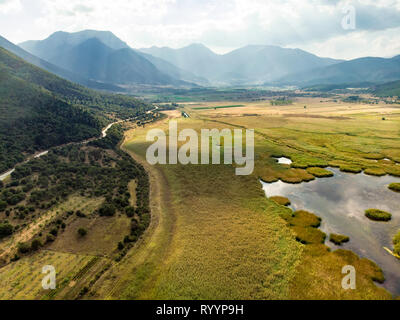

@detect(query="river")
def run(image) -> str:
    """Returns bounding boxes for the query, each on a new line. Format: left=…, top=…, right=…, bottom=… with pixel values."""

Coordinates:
left=261, top=163, right=400, bottom=296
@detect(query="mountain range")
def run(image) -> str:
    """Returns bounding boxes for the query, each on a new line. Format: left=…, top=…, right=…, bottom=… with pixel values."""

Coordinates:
left=0, top=43, right=149, bottom=173
left=0, top=29, right=397, bottom=88
left=140, top=44, right=342, bottom=85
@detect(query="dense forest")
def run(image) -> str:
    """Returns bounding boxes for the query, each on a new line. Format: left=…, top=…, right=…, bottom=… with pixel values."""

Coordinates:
left=0, top=125, right=150, bottom=263
left=0, top=46, right=151, bottom=173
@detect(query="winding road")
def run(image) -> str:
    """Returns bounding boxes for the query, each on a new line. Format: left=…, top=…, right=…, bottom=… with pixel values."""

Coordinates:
left=0, top=109, right=157, bottom=182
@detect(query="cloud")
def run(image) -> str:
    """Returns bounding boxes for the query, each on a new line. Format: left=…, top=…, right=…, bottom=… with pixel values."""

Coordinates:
left=0, top=0, right=400, bottom=59
left=0, top=0, right=21, bottom=13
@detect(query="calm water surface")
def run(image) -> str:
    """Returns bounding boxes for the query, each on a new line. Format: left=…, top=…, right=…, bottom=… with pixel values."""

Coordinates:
left=262, top=167, right=400, bottom=296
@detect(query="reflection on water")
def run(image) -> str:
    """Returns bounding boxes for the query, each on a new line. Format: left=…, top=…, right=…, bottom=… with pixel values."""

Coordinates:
left=261, top=168, right=400, bottom=296
left=275, top=157, right=293, bottom=165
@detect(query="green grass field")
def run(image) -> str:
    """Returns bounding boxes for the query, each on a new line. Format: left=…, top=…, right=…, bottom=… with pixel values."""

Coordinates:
left=92, top=97, right=399, bottom=299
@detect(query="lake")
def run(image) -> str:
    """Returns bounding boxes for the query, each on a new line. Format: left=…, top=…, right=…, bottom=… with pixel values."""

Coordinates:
left=261, top=166, right=400, bottom=296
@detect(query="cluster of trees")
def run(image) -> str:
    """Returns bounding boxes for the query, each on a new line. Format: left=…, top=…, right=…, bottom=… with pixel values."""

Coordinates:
left=0, top=125, right=151, bottom=261
left=270, top=98, right=293, bottom=106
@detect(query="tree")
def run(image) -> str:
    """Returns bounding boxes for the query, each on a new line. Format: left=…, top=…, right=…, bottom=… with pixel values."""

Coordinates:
left=0, top=201, right=7, bottom=212
left=18, top=242, right=30, bottom=254
left=0, top=223, right=13, bottom=238
left=78, top=228, right=87, bottom=237
left=99, top=203, right=116, bottom=217
left=125, top=206, right=135, bottom=218
left=46, top=234, right=55, bottom=243
left=31, top=239, right=42, bottom=251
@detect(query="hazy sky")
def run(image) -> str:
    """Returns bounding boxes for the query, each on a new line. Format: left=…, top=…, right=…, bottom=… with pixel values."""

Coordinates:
left=1, top=0, right=400, bottom=59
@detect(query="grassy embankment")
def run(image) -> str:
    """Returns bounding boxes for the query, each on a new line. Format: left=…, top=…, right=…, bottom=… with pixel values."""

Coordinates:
left=93, top=99, right=397, bottom=299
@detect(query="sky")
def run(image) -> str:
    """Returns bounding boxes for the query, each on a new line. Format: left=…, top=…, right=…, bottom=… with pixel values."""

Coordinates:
left=1, top=0, right=400, bottom=60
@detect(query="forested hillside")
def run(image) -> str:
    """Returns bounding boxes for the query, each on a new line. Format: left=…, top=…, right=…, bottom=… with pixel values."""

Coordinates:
left=0, top=46, right=151, bottom=174
left=371, top=80, right=400, bottom=97
left=20, top=31, right=188, bottom=86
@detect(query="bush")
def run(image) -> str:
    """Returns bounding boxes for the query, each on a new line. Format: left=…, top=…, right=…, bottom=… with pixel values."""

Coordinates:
left=46, top=234, right=55, bottom=243
left=0, top=201, right=7, bottom=212
left=0, top=223, right=13, bottom=238
left=389, top=183, right=400, bottom=193
left=125, top=206, right=135, bottom=218
left=31, top=239, right=42, bottom=251
left=78, top=228, right=88, bottom=237
left=118, top=242, right=124, bottom=250
left=99, top=203, right=116, bottom=217
left=76, top=210, right=86, bottom=218
left=18, top=242, right=31, bottom=254
left=329, top=234, right=350, bottom=245
left=365, top=209, right=392, bottom=222
left=50, top=228, right=58, bottom=236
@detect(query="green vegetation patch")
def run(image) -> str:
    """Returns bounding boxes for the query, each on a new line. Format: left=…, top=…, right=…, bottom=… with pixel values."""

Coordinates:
left=283, top=210, right=322, bottom=228
left=280, top=210, right=325, bottom=245
left=340, top=165, right=363, bottom=174
left=306, top=167, right=334, bottom=178
left=292, top=226, right=326, bottom=245
left=364, top=168, right=386, bottom=176
left=364, top=153, right=385, bottom=160
left=329, top=233, right=350, bottom=245
left=388, top=183, right=400, bottom=193
left=393, top=231, right=400, bottom=256
left=365, top=209, right=392, bottom=222
left=270, top=196, right=291, bottom=206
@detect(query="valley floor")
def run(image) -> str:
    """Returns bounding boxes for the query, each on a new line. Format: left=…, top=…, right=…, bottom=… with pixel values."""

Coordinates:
left=93, top=97, right=399, bottom=300
left=1, top=97, right=398, bottom=300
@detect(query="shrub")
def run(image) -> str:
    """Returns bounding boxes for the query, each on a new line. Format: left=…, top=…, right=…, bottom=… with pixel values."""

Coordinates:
left=0, top=223, right=13, bottom=238
left=365, top=209, right=392, bottom=222
left=329, top=234, right=350, bottom=245
left=76, top=210, right=86, bottom=218
left=118, top=242, right=124, bottom=250
left=0, top=200, right=7, bottom=212
left=31, top=239, right=42, bottom=251
left=78, top=228, right=88, bottom=237
left=99, top=203, right=116, bottom=217
left=50, top=228, right=58, bottom=236
left=270, top=196, right=291, bottom=206
left=18, top=242, right=31, bottom=254
left=389, top=183, right=400, bottom=193
left=125, top=206, right=136, bottom=218
left=46, top=234, right=55, bottom=243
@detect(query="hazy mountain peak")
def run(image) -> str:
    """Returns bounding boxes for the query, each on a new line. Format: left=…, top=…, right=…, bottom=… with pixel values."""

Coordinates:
left=20, top=29, right=129, bottom=55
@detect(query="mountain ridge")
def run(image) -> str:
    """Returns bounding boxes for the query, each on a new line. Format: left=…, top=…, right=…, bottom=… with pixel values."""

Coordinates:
left=19, top=31, right=195, bottom=87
